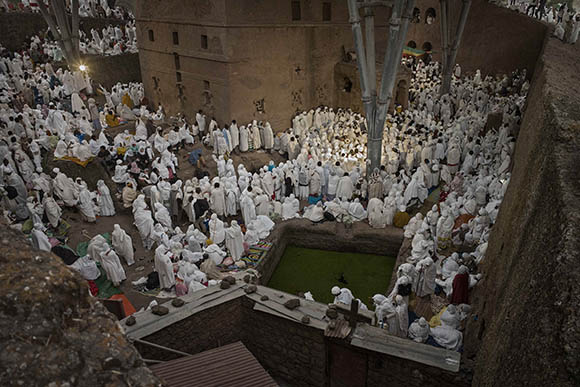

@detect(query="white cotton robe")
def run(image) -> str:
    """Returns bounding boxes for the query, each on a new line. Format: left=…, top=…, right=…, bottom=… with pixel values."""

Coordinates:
left=100, top=249, right=126, bottom=286
left=112, top=224, right=135, bottom=265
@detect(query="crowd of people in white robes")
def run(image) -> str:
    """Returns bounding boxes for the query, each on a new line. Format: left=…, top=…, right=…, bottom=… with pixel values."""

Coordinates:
left=1, top=15, right=526, bottom=350
left=312, top=59, right=526, bottom=351
left=2, top=0, right=131, bottom=20
left=498, top=0, right=579, bottom=44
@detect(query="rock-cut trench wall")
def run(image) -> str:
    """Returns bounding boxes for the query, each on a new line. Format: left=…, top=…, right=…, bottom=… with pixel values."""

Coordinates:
left=0, top=225, right=161, bottom=386
left=464, top=36, right=580, bottom=386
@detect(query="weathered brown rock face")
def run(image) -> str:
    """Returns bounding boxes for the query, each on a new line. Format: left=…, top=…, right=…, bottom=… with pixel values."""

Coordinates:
left=0, top=226, right=162, bottom=386
left=465, top=37, right=580, bottom=386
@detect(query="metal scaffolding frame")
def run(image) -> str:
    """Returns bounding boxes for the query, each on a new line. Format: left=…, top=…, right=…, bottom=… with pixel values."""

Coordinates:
left=347, top=0, right=416, bottom=174
left=439, top=0, right=472, bottom=95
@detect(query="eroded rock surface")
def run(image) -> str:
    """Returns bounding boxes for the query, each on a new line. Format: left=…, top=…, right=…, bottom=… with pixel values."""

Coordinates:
left=0, top=226, right=161, bottom=386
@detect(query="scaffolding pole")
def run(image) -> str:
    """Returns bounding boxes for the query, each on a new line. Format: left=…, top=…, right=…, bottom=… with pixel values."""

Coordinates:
left=347, top=0, right=415, bottom=174
left=439, top=0, right=471, bottom=95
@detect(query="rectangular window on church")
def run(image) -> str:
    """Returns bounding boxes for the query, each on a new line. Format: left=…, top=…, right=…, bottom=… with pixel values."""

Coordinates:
left=173, top=31, right=179, bottom=45
left=201, top=35, right=208, bottom=49
left=174, top=54, right=180, bottom=70
left=204, top=80, right=210, bottom=90
left=323, top=2, right=331, bottom=21
left=148, top=29, right=154, bottom=42
left=292, top=1, right=301, bottom=21
left=176, top=72, right=182, bottom=83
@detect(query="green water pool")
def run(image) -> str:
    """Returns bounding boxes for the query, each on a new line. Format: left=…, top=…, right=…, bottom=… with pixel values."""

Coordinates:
left=267, top=246, right=395, bottom=306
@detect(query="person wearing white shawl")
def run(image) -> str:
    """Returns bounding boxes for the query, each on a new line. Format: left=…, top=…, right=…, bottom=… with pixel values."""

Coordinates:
left=122, top=182, right=137, bottom=208
left=239, top=125, right=249, bottom=152
left=373, top=295, right=397, bottom=333
left=436, top=209, right=455, bottom=248
left=348, top=198, right=367, bottom=221
left=224, top=220, right=244, bottom=260
left=96, top=180, right=115, bottom=216
left=394, top=295, right=409, bottom=338
left=100, top=247, right=126, bottom=287
left=263, top=122, right=274, bottom=150
left=155, top=246, right=175, bottom=289
left=254, top=193, right=271, bottom=216
left=281, top=194, right=300, bottom=220
left=54, top=138, right=68, bottom=159
left=112, top=224, right=134, bottom=266
left=154, top=202, right=172, bottom=229
left=77, top=180, right=96, bottom=222
left=225, top=188, right=237, bottom=217
left=430, top=324, right=463, bottom=351
left=303, top=201, right=324, bottom=222
left=251, top=122, right=261, bottom=149
left=31, top=223, right=51, bottom=252
left=331, top=286, right=354, bottom=306
left=70, top=255, right=101, bottom=281
left=367, top=197, right=386, bottom=228
left=248, top=215, right=275, bottom=239
left=86, top=235, right=109, bottom=263
left=185, top=232, right=203, bottom=253
left=229, top=120, right=239, bottom=151
left=43, top=195, right=62, bottom=228
left=408, top=317, right=430, bottom=343
left=210, top=182, right=226, bottom=216
left=404, top=213, right=424, bottom=238
left=135, top=117, right=148, bottom=140
left=208, top=213, right=225, bottom=245
left=71, top=92, right=86, bottom=114
left=240, top=192, right=257, bottom=225
left=440, top=253, right=460, bottom=279
left=244, top=223, right=260, bottom=246
left=205, top=242, right=227, bottom=265
left=415, top=257, right=436, bottom=297
left=336, top=173, right=353, bottom=201
left=134, top=207, right=155, bottom=250
left=178, top=123, right=194, bottom=144
left=440, top=304, right=461, bottom=329
left=52, top=168, right=78, bottom=206
left=383, top=198, right=396, bottom=225
left=112, top=159, right=129, bottom=187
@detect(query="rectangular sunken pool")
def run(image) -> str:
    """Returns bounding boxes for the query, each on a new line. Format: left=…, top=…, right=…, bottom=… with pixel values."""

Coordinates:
left=267, top=246, right=396, bottom=305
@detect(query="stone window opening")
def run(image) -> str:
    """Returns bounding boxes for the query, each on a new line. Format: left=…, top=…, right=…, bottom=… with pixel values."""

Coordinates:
left=292, top=1, right=301, bottom=21
left=425, top=8, right=436, bottom=24
left=203, top=80, right=210, bottom=90
left=412, top=8, right=420, bottom=23
left=407, top=40, right=417, bottom=49
left=172, top=31, right=179, bottom=45
left=174, top=53, right=180, bottom=70
left=201, top=35, right=208, bottom=49
left=343, top=77, right=353, bottom=93
left=323, top=2, right=331, bottom=21
left=148, top=29, right=154, bottom=42
left=176, top=72, right=182, bottom=83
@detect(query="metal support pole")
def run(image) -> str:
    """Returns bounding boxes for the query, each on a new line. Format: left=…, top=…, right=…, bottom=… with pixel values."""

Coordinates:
left=370, top=0, right=415, bottom=173
left=439, top=0, right=449, bottom=73
left=441, top=0, right=471, bottom=95
left=347, top=0, right=415, bottom=174
left=364, top=0, right=377, bottom=98
left=348, top=0, right=376, bottom=172
left=347, top=0, right=372, bottom=113
left=364, top=0, right=403, bottom=173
